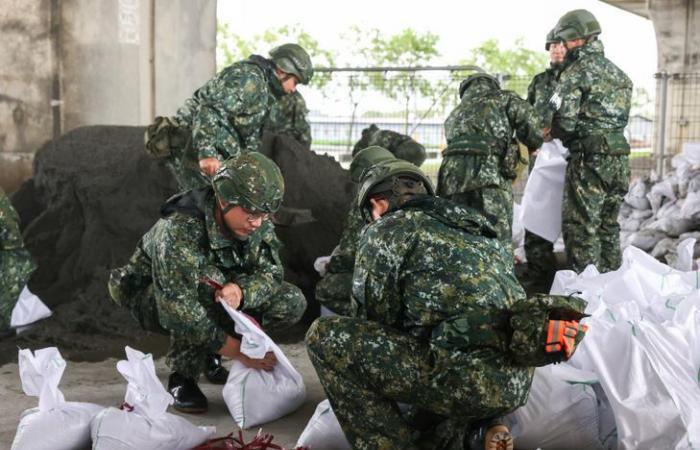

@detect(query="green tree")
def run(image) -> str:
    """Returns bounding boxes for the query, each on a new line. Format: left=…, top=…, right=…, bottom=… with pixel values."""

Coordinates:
left=216, top=22, right=335, bottom=88
left=460, top=38, right=548, bottom=97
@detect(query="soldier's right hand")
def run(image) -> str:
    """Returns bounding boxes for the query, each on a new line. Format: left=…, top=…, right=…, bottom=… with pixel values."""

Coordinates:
left=238, top=351, right=277, bottom=371
left=199, top=157, right=222, bottom=176
left=216, top=283, right=243, bottom=309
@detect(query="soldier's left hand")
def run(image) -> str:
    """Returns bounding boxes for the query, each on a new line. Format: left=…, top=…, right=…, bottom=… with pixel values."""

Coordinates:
left=216, top=283, right=243, bottom=309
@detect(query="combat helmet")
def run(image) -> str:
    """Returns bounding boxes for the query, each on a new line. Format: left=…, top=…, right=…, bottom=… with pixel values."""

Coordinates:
left=554, top=9, right=601, bottom=42
left=357, top=159, right=435, bottom=214
left=545, top=28, right=560, bottom=50
left=349, top=146, right=397, bottom=183
left=212, top=153, right=285, bottom=214
left=459, top=71, right=500, bottom=98
left=269, top=43, right=314, bottom=84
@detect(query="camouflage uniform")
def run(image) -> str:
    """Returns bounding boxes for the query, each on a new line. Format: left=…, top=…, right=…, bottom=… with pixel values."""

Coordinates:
left=353, top=125, right=427, bottom=167
left=109, top=189, right=306, bottom=379
left=314, top=198, right=363, bottom=316
left=264, top=91, right=312, bottom=147
left=0, top=188, right=36, bottom=329
left=307, top=196, right=533, bottom=450
left=158, top=56, right=282, bottom=190
left=523, top=65, right=562, bottom=281
left=551, top=39, right=632, bottom=272
left=437, top=79, right=542, bottom=248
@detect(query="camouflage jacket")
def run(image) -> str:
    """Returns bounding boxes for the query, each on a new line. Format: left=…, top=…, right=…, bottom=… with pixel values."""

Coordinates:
left=527, top=64, right=563, bottom=128
left=439, top=82, right=542, bottom=192
left=141, top=189, right=284, bottom=315
left=176, top=56, right=279, bottom=161
left=326, top=198, right=364, bottom=274
left=265, top=91, right=312, bottom=147
left=352, top=126, right=414, bottom=155
left=551, top=40, right=633, bottom=146
left=352, top=195, right=526, bottom=345
left=0, top=188, right=25, bottom=251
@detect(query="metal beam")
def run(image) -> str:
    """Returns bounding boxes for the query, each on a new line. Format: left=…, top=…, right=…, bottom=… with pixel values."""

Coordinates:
left=598, top=0, right=650, bottom=19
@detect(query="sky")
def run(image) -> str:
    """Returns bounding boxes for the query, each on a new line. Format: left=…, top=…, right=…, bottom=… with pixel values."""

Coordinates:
left=217, top=0, right=658, bottom=94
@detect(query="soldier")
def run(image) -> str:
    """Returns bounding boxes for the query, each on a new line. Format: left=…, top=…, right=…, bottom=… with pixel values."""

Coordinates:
left=145, top=43, right=313, bottom=190
left=353, top=124, right=427, bottom=167
left=523, top=30, right=567, bottom=290
left=108, top=153, right=306, bottom=413
left=0, top=188, right=36, bottom=338
left=550, top=9, right=632, bottom=273
left=315, top=146, right=397, bottom=316
left=437, top=71, right=543, bottom=249
left=264, top=90, right=312, bottom=147
left=306, top=159, right=588, bottom=450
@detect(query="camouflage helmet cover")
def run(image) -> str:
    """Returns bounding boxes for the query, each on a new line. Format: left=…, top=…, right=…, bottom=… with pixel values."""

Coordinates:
left=357, top=159, right=435, bottom=209
left=212, top=153, right=285, bottom=214
left=459, top=71, right=500, bottom=98
left=349, top=145, right=396, bottom=183
left=545, top=28, right=560, bottom=50
left=554, top=9, right=602, bottom=41
left=269, top=43, right=314, bottom=84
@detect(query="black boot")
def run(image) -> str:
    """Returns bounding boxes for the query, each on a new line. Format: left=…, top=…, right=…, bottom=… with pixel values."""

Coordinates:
left=466, top=419, right=513, bottom=450
left=167, top=372, right=208, bottom=413
left=204, top=353, right=229, bottom=384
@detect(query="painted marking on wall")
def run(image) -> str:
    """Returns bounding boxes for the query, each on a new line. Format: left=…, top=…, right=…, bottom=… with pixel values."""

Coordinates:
left=118, top=0, right=140, bottom=45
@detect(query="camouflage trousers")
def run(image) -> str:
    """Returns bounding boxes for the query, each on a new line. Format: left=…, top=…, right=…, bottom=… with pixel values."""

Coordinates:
left=109, top=247, right=306, bottom=379
left=442, top=186, right=513, bottom=251
left=315, top=271, right=354, bottom=316
left=563, top=153, right=629, bottom=273
left=524, top=231, right=555, bottom=282
left=0, top=249, right=35, bottom=329
left=306, top=316, right=531, bottom=450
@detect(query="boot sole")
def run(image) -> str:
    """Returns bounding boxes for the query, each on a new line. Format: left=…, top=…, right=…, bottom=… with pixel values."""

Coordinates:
left=173, top=405, right=208, bottom=414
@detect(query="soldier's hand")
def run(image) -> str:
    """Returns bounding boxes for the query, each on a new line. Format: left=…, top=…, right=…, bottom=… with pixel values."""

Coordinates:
left=238, top=351, right=277, bottom=371
left=216, top=283, right=243, bottom=309
left=543, top=127, right=553, bottom=142
left=199, top=157, right=222, bottom=176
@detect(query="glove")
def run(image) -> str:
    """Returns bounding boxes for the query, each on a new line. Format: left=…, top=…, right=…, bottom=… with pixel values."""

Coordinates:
left=545, top=320, right=588, bottom=359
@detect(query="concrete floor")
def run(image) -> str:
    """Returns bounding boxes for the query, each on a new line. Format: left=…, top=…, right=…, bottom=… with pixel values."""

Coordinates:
left=0, top=341, right=325, bottom=449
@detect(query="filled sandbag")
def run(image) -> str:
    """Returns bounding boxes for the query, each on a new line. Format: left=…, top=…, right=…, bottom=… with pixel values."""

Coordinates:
left=10, top=286, right=52, bottom=329
left=296, top=399, right=352, bottom=450
left=11, top=347, right=103, bottom=450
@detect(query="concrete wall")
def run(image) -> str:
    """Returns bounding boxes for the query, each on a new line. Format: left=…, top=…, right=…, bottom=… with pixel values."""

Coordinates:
left=0, top=0, right=216, bottom=193
left=650, top=0, right=699, bottom=72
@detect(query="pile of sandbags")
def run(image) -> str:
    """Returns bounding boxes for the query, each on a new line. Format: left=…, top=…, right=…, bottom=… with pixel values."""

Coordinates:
left=620, top=143, right=700, bottom=268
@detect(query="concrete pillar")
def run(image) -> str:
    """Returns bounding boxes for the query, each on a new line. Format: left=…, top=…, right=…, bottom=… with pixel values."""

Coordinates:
left=0, top=0, right=216, bottom=193
left=649, top=0, right=700, bottom=169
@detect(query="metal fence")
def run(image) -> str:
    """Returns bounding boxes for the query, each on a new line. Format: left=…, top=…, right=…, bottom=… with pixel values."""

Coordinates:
left=307, top=67, right=700, bottom=198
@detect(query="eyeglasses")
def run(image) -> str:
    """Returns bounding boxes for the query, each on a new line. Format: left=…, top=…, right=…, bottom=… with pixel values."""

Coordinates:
left=242, top=208, right=270, bottom=223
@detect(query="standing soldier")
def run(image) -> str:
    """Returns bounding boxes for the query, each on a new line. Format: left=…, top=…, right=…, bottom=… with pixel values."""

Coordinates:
left=523, top=30, right=567, bottom=289
left=264, top=90, right=312, bottom=147
left=306, top=159, right=588, bottom=450
left=145, top=43, right=313, bottom=190
left=108, top=153, right=306, bottom=413
left=437, top=71, right=542, bottom=249
left=0, top=188, right=36, bottom=338
left=550, top=9, right=632, bottom=273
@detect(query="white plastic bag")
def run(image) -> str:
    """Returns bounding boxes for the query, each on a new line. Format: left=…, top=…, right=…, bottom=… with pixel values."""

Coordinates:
left=10, top=285, right=52, bottom=328
left=222, top=304, right=306, bottom=429
left=296, top=399, right=352, bottom=450
left=11, top=347, right=103, bottom=450
left=90, top=346, right=214, bottom=450
left=521, top=139, right=568, bottom=242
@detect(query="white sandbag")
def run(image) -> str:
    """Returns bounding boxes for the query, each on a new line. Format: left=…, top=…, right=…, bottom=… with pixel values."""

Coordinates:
left=624, top=178, right=650, bottom=210
left=91, top=346, right=213, bottom=450
left=222, top=304, right=306, bottom=429
left=512, top=202, right=525, bottom=250
left=521, top=139, right=568, bottom=242
left=629, top=229, right=666, bottom=251
left=11, top=347, right=103, bottom=450
left=619, top=217, right=643, bottom=232
left=681, top=191, right=700, bottom=220
left=645, top=215, right=694, bottom=237
left=10, top=285, right=52, bottom=328
left=551, top=247, right=700, bottom=449
left=675, top=238, right=697, bottom=271
left=650, top=237, right=677, bottom=259
left=296, top=399, right=352, bottom=450
left=505, top=365, right=616, bottom=450
left=650, top=179, right=678, bottom=203
left=629, top=208, right=654, bottom=220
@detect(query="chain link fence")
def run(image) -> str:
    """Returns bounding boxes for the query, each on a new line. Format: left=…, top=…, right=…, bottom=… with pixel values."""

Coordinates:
left=307, top=67, right=700, bottom=199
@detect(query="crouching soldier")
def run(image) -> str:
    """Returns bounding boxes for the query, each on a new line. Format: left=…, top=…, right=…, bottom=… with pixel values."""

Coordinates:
left=108, top=153, right=306, bottom=413
left=306, top=159, right=588, bottom=450
left=0, top=188, right=36, bottom=337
